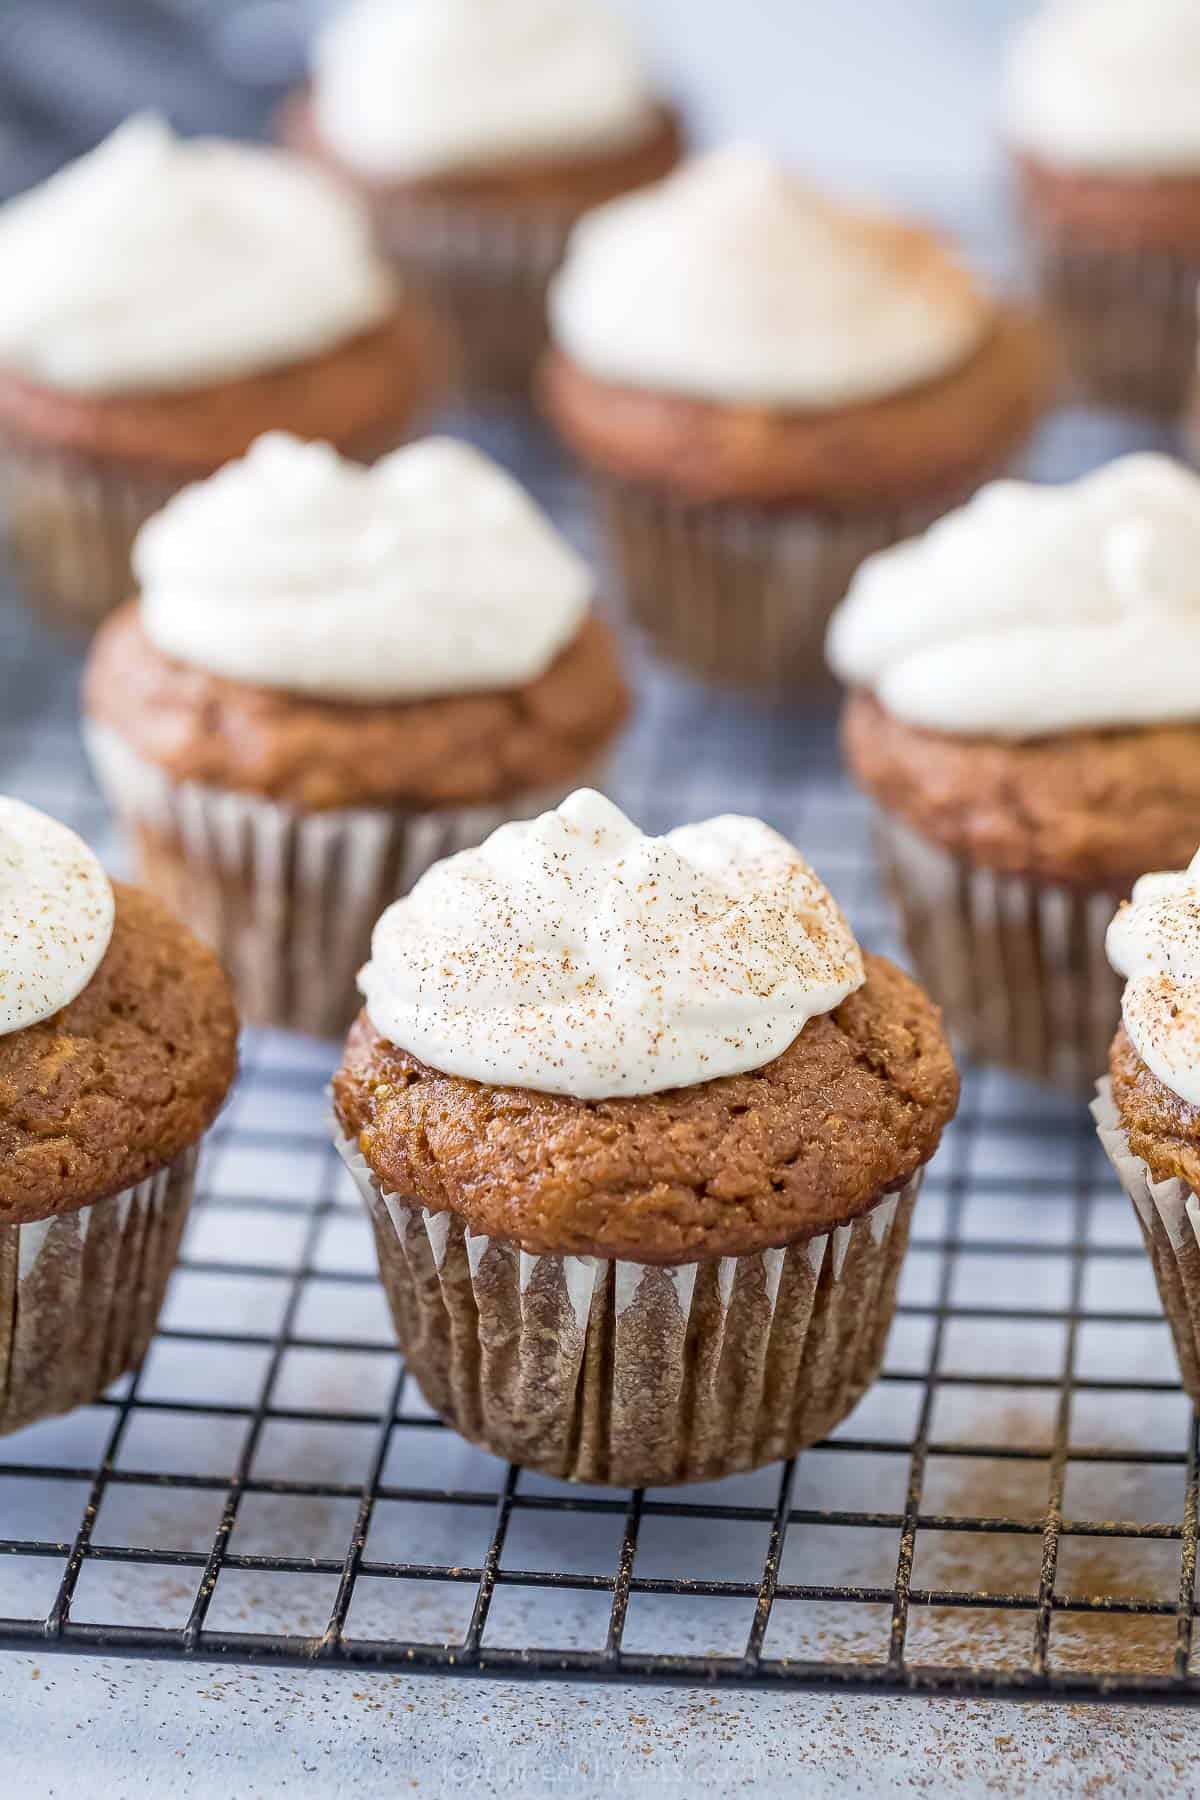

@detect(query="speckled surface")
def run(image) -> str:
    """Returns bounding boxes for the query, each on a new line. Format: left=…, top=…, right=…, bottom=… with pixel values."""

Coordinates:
left=4, top=1655, right=1199, bottom=1797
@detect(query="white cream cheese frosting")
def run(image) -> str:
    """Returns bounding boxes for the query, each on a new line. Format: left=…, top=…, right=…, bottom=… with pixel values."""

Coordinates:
left=135, top=432, right=593, bottom=701
left=1009, top=0, right=1200, bottom=174
left=311, top=0, right=659, bottom=182
left=0, top=114, right=393, bottom=394
left=1107, top=853, right=1200, bottom=1106
left=359, top=788, right=865, bottom=1099
left=547, top=145, right=989, bottom=408
left=0, top=799, right=115, bottom=1036
left=827, top=454, right=1200, bottom=739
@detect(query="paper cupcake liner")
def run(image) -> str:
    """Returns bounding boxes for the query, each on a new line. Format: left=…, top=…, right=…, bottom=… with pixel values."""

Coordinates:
left=0, top=1147, right=196, bottom=1436
left=585, top=473, right=1008, bottom=697
left=1093, top=1080, right=1200, bottom=1400
left=876, top=812, right=1123, bottom=1092
left=1022, top=228, right=1200, bottom=418
left=86, top=722, right=610, bottom=1039
left=335, top=1128, right=919, bottom=1487
left=0, top=439, right=182, bottom=636
left=370, top=198, right=568, bottom=406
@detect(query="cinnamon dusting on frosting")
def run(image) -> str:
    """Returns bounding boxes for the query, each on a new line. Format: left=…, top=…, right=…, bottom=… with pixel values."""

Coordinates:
left=0, top=798, right=114, bottom=1035
left=359, top=788, right=864, bottom=1098
left=1107, top=849, right=1200, bottom=1105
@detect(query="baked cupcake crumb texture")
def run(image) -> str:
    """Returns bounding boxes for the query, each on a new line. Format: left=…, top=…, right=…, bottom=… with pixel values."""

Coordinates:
left=336, top=791, right=958, bottom=1259
left=84, top=434, right=629, bottom=811
left=0, top=881, right=237, bottom=1223
left=834, top=457, right=1200, bottom=887
left=542, top=145, right=1049, bottom=508
left=335, top=952, right=957, bottom=1262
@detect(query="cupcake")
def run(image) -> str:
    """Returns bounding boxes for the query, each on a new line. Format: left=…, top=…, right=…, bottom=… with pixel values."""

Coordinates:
left=829, top=453, right=1200, bottom=1091
left=1009, top=0, right=1200, bottom=417
left=281, top=0, right=683, bottom=405
left=0, top=113, right=446, bottom=634
left=540, top=146, right=1051, bottom=696
left=83, top=433, right=630, bottom=1038
left=0, top=798, right=236, bottom=1433
left=333, top=788, right=959, bottom=1487
left=1095, top=855, right=1200, bottom=1398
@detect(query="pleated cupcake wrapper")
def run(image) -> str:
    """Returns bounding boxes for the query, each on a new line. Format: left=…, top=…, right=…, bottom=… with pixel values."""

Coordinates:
left=875, top=810, right=1123, bottom=1092
left=1021, top=222, right=1200, bottom=418
left=0, top=1147, right=196, bottom=1436
left=335, top=1128, right=919, bottom=1487
left=586, top=473, right=1013, bottom=697
left=370, top=197, right=568, bottom=405
left=1092, top=1080, right=1200, bottom=1400
left=86, top=721, right=610, bottom=1039
left=0, top=438, right=183, bottom=636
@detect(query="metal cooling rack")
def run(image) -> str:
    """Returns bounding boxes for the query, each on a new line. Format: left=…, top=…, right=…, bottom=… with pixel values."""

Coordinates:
left=3, top=405, right=1200, bottom=1704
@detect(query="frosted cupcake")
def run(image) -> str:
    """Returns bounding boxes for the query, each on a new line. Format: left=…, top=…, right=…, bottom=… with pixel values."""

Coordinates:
left=83, top=433, right=629, bottom=1037
left=0, top=114, right=445, bottom=633
left=541, top=147, right=1051, bottom=695
left=333, top=789, right=959, bottom=1486
left=0, top=799, right=236, bottom=1433
left=282, top=0, right=682, bottom=404
left=1095, top=856, right=1200, bottom=1398
left=830, top=454, right=1200, bottom=1090
left=1009, top=0, right=1200, bottom=416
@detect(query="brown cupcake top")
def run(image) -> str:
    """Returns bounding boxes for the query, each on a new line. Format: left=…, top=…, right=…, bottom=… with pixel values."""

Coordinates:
left=0, top=305, right=446, bottom=477
left=1109, top=1024, right=1200, bottom=1190
left=842, top=688, right=1200, bottom=891
left=0, top=882, right=238, bottom=1225
left=1016, top=150, right=1200, bottom=255
left=84, top=603, right=629, bottom=812
left=332, top=953, right=959, bottom=1263
left=281, top=92, right=684, bottom=219
left=539, top=308, right=1051, bottom=509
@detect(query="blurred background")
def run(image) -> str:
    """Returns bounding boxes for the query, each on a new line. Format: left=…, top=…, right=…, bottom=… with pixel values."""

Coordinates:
left=0, top=0, right=1043, bottom=233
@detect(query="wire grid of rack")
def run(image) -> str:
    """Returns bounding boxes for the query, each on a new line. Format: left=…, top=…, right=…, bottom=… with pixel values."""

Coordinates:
left=3, top=408, right=1200, bottom=1704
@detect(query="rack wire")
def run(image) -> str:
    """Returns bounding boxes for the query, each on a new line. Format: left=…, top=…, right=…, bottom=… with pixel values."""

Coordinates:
left=3, top=405, right=1200, bottom=1703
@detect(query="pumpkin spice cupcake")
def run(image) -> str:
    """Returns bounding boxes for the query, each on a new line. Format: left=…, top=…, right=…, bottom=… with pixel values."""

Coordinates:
left=1009, top=0, right=1200, bottom=417
left=83, top=433, right=630, bottom=1038
left=1095, top=854, right=1200, bottom=1400
left=0, top=798, right=236, bottom=1434
left=0, top=113, right=445, bottom=634
left=541, top=145, right=1051, bottom=696
left=333, top=789, right=959, bottom=1487
left=829, top=453, right=1200, bottom=1091
left=282, top=0, right=682, bottom=405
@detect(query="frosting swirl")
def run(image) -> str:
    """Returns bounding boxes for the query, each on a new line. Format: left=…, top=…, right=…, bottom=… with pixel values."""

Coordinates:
left=1108, top=852, right=1200, bottom=1105
left=1009, top=0, right=1200, bottom=174
left=827, top=455, right=1200, bottom=739
left=0, top=799, right=114, bottom=1036
left=547, top=145, right=989, bottom=408
left=0, top=114, right=392, bottom=394
left=135, top=432, right=593, bottom=702
left=312, top=0, right=659, bottom=181
left=359, top=788, right=864, bottom=1099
